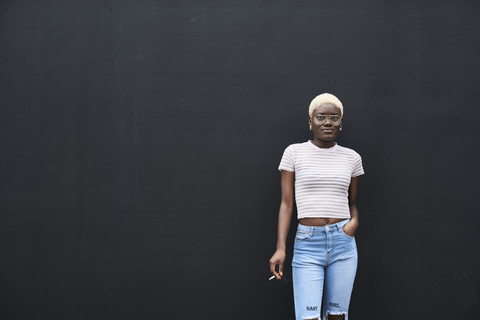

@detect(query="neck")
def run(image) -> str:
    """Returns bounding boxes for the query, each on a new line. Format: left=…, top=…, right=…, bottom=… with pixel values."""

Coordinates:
left=311, top=138, right=336, bottom=149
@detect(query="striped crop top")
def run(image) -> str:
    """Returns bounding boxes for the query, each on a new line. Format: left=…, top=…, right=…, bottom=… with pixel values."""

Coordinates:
left=278, top=140, right=364, bottom=219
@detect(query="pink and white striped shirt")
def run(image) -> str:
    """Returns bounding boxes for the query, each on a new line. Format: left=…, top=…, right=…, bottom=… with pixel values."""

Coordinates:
left=278, top=141, right=364, bottom=219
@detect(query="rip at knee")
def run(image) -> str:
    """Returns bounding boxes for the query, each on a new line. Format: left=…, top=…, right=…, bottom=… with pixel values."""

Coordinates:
left=324, top=312, right=346, bottom=320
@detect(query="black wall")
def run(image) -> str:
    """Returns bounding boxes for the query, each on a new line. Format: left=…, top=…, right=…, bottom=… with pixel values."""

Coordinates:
left=1, top=1, right=479, bottom=319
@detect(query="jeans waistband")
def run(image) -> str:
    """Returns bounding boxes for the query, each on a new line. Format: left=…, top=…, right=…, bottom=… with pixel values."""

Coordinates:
left=297, top=218, right=350, bottom=233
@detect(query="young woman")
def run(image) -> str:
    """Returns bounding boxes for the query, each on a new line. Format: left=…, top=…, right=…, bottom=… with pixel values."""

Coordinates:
left=269, top=93, right=364, bottom=320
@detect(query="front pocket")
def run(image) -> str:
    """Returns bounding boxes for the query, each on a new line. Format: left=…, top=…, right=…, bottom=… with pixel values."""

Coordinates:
left=295, top=231, right=311, bottom=241
left=340, top=227, right=354, bottom=239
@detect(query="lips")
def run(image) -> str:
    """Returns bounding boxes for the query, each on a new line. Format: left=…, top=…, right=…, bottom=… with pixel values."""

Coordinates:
left=321, top=129, right=334, bottom=133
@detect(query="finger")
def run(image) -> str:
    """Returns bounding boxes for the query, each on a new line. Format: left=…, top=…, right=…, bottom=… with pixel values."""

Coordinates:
left=270, top=260, right=277, bottom=275
left=270, top=261, right=281, bottom=279
left=274, top=263, right=282, bottom=279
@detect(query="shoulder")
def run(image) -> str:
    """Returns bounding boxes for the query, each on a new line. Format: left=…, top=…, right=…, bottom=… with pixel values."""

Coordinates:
left=335, top=144, right=362, bottom=157
left=336, top=145, right=365, bottom=176
left=283, top=141, right=310, bottom=153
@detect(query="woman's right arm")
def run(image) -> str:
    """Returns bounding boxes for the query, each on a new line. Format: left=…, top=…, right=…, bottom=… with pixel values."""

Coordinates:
left=269, top=170, right=295, bottom=279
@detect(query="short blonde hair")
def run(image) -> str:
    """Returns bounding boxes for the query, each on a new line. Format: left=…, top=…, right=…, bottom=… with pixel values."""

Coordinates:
left=308, top=93, right=343, bottom=118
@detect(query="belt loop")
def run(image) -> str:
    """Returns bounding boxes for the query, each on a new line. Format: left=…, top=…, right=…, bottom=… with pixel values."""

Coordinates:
left=336, top=219, right=347, bottom=231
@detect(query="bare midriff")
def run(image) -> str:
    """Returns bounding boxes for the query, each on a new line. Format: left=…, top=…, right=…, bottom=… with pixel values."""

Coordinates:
left=299, top=217, right=348, bottom=226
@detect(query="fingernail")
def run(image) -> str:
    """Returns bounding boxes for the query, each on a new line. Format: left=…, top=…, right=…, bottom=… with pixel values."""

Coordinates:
left=280, top=272, right=283, bottom=276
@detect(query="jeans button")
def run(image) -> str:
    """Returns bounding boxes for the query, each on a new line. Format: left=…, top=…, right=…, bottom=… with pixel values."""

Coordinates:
left=325, top=226, right=330, bottom=231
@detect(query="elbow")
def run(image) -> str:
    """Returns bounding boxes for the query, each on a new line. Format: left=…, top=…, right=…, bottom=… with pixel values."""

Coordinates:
left=280, top=200, right=294, bottom=213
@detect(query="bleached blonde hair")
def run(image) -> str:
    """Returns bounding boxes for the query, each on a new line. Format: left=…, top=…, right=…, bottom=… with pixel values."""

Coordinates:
left=308, top=93, right=344, bottom=118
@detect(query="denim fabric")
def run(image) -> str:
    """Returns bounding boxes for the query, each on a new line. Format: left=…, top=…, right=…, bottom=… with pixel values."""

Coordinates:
left=292, top=219, right=357, bottom=320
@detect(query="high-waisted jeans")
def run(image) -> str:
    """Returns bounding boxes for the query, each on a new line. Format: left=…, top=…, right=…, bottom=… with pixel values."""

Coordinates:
left=292, top=219, right=357, bottom=320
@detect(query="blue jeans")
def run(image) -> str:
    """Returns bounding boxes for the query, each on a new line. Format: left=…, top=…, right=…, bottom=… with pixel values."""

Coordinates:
left=292, top=219, right=357, bottom=320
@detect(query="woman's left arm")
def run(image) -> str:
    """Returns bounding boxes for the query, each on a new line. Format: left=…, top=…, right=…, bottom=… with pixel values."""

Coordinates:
left=343, top=176, right=360, bottom=236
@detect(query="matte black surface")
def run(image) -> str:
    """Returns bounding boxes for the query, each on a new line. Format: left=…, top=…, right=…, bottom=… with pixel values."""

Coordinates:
left=1, top=1, right=479, bottom=319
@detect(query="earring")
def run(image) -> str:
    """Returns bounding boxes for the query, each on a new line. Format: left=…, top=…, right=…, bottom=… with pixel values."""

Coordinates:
left=309, top=125, right=312, bottom=130
left=340, top=126, right=343, bottom=131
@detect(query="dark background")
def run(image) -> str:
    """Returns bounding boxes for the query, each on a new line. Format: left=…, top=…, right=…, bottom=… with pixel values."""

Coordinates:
left=1, top=0, right=479, bottom=319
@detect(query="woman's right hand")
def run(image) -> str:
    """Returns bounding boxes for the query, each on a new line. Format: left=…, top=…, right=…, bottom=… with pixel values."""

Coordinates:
left=269, top=249, right=286, bottom=279
left=270, top=170, right=294, bottom=280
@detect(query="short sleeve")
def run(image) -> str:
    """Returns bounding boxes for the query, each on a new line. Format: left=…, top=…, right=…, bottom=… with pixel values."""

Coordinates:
left=352, top=152, right=365, bottom=177
left=278, top=145, right=295, bottom=172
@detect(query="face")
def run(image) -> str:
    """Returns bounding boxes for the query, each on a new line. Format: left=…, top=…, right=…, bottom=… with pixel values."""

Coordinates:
left=309, top=103, right=342, bottom=143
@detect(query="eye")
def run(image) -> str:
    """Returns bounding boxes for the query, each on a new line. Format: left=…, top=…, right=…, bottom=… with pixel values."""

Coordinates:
left=331, top=116, right=340, bottom=122
left=315, top=115, right=326, bottom=121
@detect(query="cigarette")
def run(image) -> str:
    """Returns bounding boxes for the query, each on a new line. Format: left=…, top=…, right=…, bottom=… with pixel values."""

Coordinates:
left=269, top=275, right=276, bottom=280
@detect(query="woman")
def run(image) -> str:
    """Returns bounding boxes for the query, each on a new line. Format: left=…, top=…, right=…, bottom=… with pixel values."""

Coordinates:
left=269, top=93, right=364, bottom=320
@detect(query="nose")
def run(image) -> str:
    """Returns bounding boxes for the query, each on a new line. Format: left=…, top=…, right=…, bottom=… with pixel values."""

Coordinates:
left=323, top=118, right=333, bottom=126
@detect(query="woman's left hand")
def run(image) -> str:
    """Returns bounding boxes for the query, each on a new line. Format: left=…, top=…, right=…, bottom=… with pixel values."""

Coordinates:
left=342, top=220, right=358, bottom=237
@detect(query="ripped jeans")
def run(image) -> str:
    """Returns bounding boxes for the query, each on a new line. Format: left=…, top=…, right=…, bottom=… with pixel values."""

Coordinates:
left=292, top=219, right=357, bottom=320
